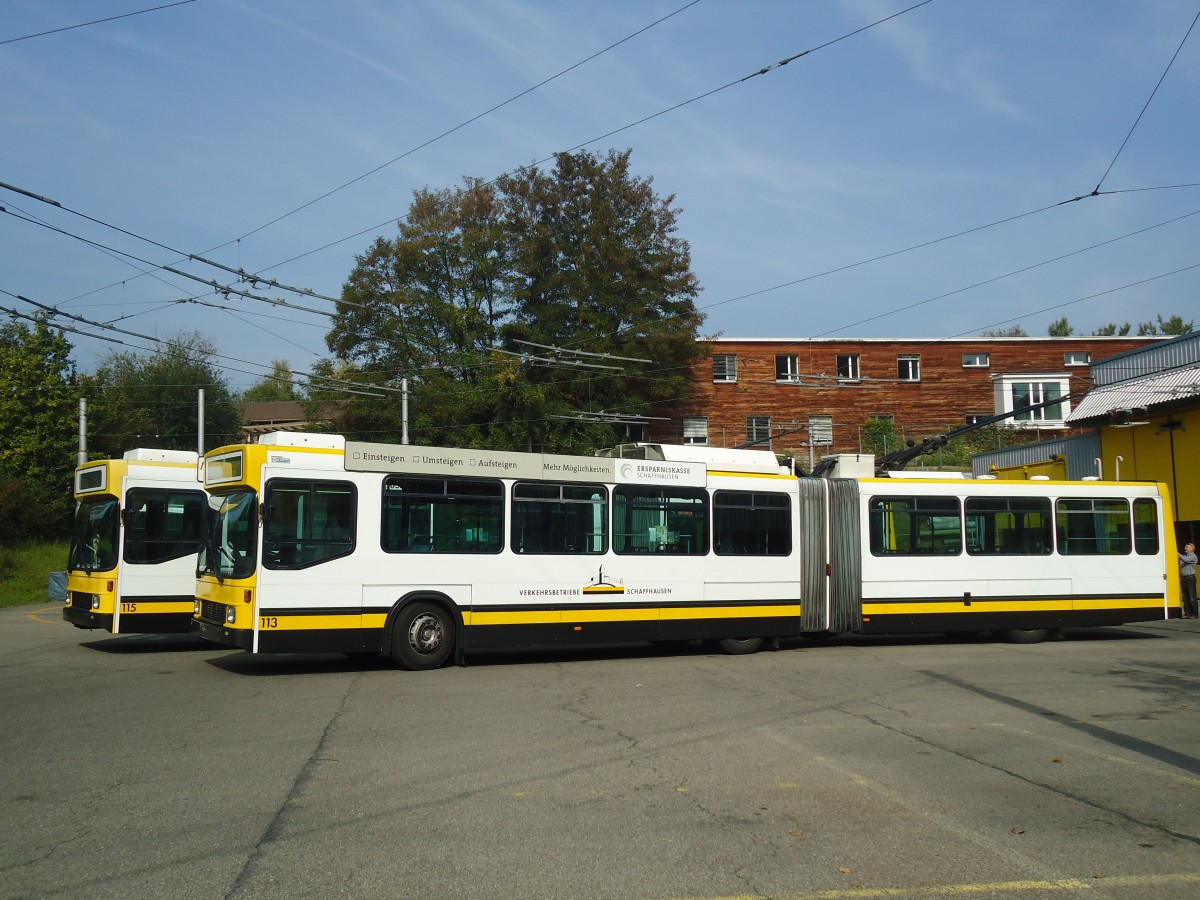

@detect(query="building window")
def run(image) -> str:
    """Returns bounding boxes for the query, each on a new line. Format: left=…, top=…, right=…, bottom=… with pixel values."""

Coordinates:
left=1064, top=351, right=1090, bottom=367
left=1012, top=382, right=1064, bottom=422
left=713, top=355, right=737, bottom=382
left=963, top=353, right=990, bottom=368
left=682, top=417, right=708, bottom=446
left=897, top=355, right=920, bottom=382
left=746, top=416, right=771, bottom=448
left=992, top=374, right=1071, bottom=426
left=775, top=354, right=800, bottom=382
left=837, top=354, right=860, bottom=381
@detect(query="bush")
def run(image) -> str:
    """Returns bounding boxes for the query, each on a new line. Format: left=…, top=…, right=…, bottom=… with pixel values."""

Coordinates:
left=0, top=541, right=70, bottom=608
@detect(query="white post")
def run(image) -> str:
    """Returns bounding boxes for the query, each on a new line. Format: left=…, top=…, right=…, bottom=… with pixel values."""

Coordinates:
left=198, top=389, right=205, bottom=455
left=1115, top=455, right=1123, bottom=481
left=77, top=398, right=87, bottom=466
left=402, top=378, right=409, bottom=445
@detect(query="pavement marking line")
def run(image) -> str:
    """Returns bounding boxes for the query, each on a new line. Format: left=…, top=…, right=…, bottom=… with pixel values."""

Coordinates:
left=674, top=872, right=1200, bottom=899
left=27, top=609, right=64, bottom=625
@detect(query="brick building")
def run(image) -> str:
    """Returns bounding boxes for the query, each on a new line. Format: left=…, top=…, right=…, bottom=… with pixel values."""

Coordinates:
left=661, top=336, right=1159, bottom=459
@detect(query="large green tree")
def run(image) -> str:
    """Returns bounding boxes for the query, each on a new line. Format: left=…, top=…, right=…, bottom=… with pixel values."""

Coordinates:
left=327, top=149, right=705, bottom=452
left=79, top=333, right=243, bottom=458
left=0, top=316, right=78, bottom=541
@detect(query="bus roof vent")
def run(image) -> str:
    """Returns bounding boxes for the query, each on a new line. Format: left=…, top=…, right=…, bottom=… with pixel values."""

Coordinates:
left=259, top=432, right=345, bottom=450
left=122, top=448, right=199, bottom=463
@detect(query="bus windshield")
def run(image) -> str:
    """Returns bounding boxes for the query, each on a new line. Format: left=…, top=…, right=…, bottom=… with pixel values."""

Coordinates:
left=199, top=490, right=257, bottom=580
left=68, top=498, right=120, bottom=573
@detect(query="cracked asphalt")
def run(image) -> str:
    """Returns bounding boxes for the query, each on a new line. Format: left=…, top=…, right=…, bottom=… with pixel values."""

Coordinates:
left=2, top=605, right=1198, bottom=899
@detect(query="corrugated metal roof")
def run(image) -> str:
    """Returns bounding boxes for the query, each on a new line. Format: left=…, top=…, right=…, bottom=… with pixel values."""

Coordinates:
left=1092, top=330, right=1200, bottom=386
left=1066, top=363, right=1200, bottom=423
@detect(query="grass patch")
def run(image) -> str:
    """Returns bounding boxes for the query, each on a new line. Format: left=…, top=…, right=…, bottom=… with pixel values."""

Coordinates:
left=0, top=542, right=69, bottom=608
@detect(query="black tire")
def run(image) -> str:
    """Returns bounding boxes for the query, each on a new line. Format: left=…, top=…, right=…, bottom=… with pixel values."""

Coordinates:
left=998, top=628, right=1059, bottom=645
left=706, top=636, right=764, bottom=655
left=390, top=602, right=454, bottom=670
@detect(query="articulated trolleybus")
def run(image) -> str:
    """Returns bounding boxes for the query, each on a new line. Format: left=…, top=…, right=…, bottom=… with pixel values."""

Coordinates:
left=192, top=433, right=1179, bottom=669
left=64, top=449, right=207, bottom=633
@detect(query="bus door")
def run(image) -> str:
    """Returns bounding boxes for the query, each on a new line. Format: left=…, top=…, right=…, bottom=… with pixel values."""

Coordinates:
left=798, top=478, right=862, bottom=634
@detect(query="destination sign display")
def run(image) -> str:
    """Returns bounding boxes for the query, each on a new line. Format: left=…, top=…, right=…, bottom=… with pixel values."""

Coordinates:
left=345, top=442, right=706, bottom=486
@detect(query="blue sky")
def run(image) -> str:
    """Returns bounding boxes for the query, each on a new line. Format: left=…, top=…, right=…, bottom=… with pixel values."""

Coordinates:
left=2, top=0, right=1197, bottom=391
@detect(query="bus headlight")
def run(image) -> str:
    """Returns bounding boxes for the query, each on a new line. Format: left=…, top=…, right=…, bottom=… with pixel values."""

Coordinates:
left=226, top=607, right=237, bottom=625
left=91, top=595, right=101, bottom=610
left=194, top=600, right=201, bottom=616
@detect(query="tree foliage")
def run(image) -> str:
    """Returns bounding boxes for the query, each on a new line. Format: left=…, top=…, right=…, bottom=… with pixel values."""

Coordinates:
left=0, top=316, right=78, bottom=541
left=241, top=359, right=300, bottom=402
left=327, top=149, right=705, bottom=452
left=79, top=333, right=243, bottom=458
left=1136, top=314, right=1194, bottom=336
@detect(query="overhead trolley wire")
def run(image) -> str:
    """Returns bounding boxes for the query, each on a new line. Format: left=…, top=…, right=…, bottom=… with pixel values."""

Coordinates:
left=1, top=288, right=391, bottom=398
left=0, top=0, right=199, bottom=46
left=1090, top=7, right=1200, bottom=196
left=255, top=0, right=940, bottom=277
left=234, top=0, right=704, bottom=244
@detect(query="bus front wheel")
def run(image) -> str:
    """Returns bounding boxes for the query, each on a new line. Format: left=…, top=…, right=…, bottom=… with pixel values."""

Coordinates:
left=391, top=602, right=454, bottom=670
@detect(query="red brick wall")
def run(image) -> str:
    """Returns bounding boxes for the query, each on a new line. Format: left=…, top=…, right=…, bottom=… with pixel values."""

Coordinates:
left=656, top=337, right=1159, bottom=454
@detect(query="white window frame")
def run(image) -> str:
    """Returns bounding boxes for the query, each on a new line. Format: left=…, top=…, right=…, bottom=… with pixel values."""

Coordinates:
left=713, top=355, right=737, bottom=383
left=682, top=417, right=708, bottom=446
left=1064, top=351, right=1090, bottom=367
left=897, top=354, right=921, bottom=382
left=775, top=354, right=800, bottom=382
left=746, top=416, right=771, bottom=447
left=991, top=373, right=1071, bottom=428
left=837, top=354, right=861, bottom=382
left=962, top=352, right=990, bottom=368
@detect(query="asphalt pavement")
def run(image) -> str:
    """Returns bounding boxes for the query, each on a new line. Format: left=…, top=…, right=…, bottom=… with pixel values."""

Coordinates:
left=1, top=603, right=1198, bottom=899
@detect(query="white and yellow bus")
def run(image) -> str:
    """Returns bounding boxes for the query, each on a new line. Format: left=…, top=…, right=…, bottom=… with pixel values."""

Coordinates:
left=191, top=433, right=1180, bottom=668
left=64, top=449, right=206, bottom=634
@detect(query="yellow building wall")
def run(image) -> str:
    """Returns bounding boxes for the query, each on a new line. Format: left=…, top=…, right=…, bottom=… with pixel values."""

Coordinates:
left=1101, top=408, right=1200, bottom=523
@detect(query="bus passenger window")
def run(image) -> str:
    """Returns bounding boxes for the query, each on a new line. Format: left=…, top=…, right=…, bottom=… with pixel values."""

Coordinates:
left=1133, top=498, right=1159, bottom=555
left=964, top=496, right=1051, bottom=556
left=1055, top=498, right=1131, bottom=555
left=613, top=485, right=708, bottom=555
left=381, top=476, right=503, bottom=554
left=869, top=496, right=961, bottom=556
left=511, top=482, right=607, bottom=554
left=714, top=490, right=791, bottom=555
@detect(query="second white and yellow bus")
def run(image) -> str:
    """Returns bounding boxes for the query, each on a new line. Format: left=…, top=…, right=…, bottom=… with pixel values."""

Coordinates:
left=191, top=433, right=1180, bottom=668
left=64, top=449, right=206, bottom=633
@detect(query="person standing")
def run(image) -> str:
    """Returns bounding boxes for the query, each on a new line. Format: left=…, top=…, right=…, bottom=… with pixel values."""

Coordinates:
left=1180, top=542, right=1198, bottom=619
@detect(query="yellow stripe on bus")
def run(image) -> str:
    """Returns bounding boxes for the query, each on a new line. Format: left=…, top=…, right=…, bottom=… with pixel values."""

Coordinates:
left=259, top=604, right=803, bottom=631
left=862, top=596, right=1165, bottom=615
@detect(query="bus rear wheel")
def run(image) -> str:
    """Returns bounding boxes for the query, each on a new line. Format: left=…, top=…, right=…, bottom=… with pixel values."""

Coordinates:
left=391, top=602, right=454, bottom=670
left=705, top=637, right=764, bottom=655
